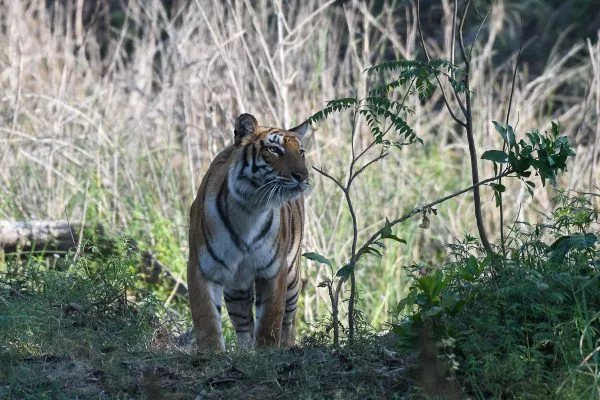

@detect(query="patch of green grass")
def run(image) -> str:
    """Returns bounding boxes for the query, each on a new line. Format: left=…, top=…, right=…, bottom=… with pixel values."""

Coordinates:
left=0, top=240, right=417, bottom=399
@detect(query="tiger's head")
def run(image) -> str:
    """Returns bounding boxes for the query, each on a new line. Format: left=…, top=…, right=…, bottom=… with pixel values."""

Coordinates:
left=229, top=113, right=310, bottom=208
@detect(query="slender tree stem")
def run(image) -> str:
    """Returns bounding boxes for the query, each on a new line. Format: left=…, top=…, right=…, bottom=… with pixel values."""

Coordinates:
left=499, top=33, right=525, bottom=256
left=345, top=186, right=358, bottom=343
left=455, top=0, right=493, bottom=253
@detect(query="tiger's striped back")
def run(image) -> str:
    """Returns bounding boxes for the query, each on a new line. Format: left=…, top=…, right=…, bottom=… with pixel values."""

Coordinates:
left=187, top=113, right=309, bottom=351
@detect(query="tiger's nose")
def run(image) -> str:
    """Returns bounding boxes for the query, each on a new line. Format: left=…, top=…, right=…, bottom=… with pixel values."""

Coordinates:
left=292, top=168, right=309, bottom=183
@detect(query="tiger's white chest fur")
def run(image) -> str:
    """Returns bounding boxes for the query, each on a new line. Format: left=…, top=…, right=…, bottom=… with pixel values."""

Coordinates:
left=197, top=190, right=283, bottom=288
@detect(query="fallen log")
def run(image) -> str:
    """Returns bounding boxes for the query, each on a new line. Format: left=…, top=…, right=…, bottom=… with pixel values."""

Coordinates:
left=0, top=220, right=188, bottom=298
left=0, top=220, right=80, bottom=254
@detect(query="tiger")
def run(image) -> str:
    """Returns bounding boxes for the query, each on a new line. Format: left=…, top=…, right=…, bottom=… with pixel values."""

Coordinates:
left=187, top=113, right=309, bottom=351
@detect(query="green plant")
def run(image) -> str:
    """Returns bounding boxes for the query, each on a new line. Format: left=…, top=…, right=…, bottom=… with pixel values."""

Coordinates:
left=483, top=121, right=576, bottom=202
left=393, top=190, right=599, bottom=398
left=304, top=56, right=575, bottom=346
left=304, top=58, right=454, bottom=346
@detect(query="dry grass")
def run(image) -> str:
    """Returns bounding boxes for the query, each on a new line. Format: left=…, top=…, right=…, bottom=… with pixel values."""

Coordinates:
left=1, top=0, right=599, bottom=333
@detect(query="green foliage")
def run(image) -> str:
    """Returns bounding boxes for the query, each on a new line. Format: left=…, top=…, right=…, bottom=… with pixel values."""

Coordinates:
left=1, top=250, right=414, bottom=399
left=355, top=219, right=407, bottom=269
left=364, top=58, right=463, bottom=99
left=393, top=191, right=600, bottom=398
left=548, top=233, right=597, bottom=264
left=0, top=240, right=161, bottom=354
left=0, top=239, right=171, bottom=398
left=306, top=59, right=455, bottom=149
left=307, top=97, right=357, bottom=123
left=483, top=121, right=576, bottom=193
left=302, top=252, right=333, bottom=267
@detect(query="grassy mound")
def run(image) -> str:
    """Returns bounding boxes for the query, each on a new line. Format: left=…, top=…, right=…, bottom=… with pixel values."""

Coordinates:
left=0, top=246, right=414, bottom=399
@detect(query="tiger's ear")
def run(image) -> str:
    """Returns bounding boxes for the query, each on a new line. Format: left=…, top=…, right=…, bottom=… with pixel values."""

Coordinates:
left=288, top=121, right=309, bottom=141
left=234, top=113, right=258, bottom=145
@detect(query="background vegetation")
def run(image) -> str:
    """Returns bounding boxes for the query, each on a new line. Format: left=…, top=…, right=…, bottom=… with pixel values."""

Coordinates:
left=1, top=0, right=599, bottom=398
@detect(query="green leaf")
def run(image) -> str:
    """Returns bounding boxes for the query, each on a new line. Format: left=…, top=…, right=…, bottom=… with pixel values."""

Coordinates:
left=492, top=121, right=508, bottom=142
left=568, top=233, right=597, bottom=249
left=548, top=233, right=597, bottom=263
left=336, top=264, right=354, bottom=278
left=381, top=217, right=393, bottom=238
left=386, top=234, right=407, bottom=244
left=490, top=183, right=506, bottom=193
left=481, top=150, right=509, bottom=163
left=493, top=191, right=502, bottom=207
left=506, top=125, right=516, bottom=146
left=551, top=121, right=560, bottom=138
left=526, top=131, right=540, bottom=146
left=548, top=236, right=570, bottom=264
left=363, top=246, right=383, bottom=258
left=524, top=180, right=536, bottom=197
left=302, top=252, right=332, bottom=267
left=458, top=256, right=481, bottom=281
left=490, top=183, right=506, bottom=207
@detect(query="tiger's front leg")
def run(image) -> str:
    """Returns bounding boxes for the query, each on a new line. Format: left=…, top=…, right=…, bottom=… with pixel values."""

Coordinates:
left=254, top=267, right=287, bottom=347
left=224, top=285, right=255, bottom=350
left=187, top=258, right=225, bottom=351
left=281, top=265, right=301, bottom=347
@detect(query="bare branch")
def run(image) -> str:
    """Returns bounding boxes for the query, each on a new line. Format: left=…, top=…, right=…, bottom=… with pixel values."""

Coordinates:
left=312, top=166, right=346, bottom=192
left=355, top=169, right=513, bottom=262
left=469, top=0, right=498, bottom=60
left=505, top=31, right=525, bottom=127
left=498, top=25, right=525, bottom=256
left=450, top=0, right=457, bottom=74
left=351, top=151, right=388, bottom=184
left=417, top=0, right=467, bottom=127
left=454, top=0, right=494, bottom=253
left=458, top=0, right=471, bottom=66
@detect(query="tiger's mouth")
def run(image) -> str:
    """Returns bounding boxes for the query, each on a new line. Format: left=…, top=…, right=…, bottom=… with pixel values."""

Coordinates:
left=279, top=178, right=310, bottom=194
left=251, top=177, right=308, bottom=209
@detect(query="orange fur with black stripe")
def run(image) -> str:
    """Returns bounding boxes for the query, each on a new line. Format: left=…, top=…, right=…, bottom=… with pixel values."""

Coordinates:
left=187, top=113, right=309, bottom=351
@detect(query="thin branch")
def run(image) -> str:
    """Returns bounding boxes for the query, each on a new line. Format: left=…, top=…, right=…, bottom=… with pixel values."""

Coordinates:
left=499, top=28, right=525, bottom=255
left=350, top=151, right=388, bottom=185
left=343, top=102, right=365, bottom=344
left=355, top=169, right=513, bottom=262
left=344, top=185, right=359, bottom=343
left=450, top=0, right=457, bottom=75
left=469, top=0, right=497, bottom=59
left=314, top=102, right=361, bottom=345
left=346, top=100, right=369, bottom=188
left=458, top=0, right=471, bottom=68
left=505, top=31, right=524, bottom=127
left=417, top=0, right=466, bottom=127
left=323, top=280, right=339, bottom=346
left=313, top=166, right=346, bottom=192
